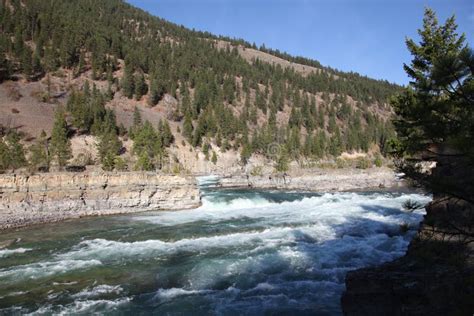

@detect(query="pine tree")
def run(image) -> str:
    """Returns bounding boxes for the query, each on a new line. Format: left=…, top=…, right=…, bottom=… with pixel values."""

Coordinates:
left=391, top=8, right=474, bottom=189
left=159, top=120, right=174, bottom=147
left=275, top=146, right=289, bottom=172
left=29, top=130, right=50, bottom=171
left=183, top=112, right=193, bottom=142
left=50, top=107, right=72, bottom=168
left=393, top=8, right=472, bottom=158
left=0, top=138, right=10, bottom=171
left=121, top=60, right=134, bottom=99
left=134, top=71, right=148, bottom=100
left=97, top=130, right=123, bottom=171
left=130, top=106, right=142, bottom=138
left=20, top=48, right=32, bottom=77
left=241, top=142, right=252, bottom=164
left=135, top=151, right=153, bottom=171
left=5, top=131, right=26, bottom=170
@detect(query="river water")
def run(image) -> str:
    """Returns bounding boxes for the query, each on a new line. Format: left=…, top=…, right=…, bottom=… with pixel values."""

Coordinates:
left=0, top=176, right=430, bottom=315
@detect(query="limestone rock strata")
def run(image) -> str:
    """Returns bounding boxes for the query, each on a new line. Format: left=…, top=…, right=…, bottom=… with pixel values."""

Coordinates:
left=218, top=168, right=402, bottom=192
left=0, top=172, right=201, bottom=230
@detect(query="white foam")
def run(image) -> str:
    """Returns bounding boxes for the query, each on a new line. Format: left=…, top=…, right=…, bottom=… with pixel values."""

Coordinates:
left=0, top=259, right=102, bottom=281
left=0, top=247, right=32, bottom=258
left=1, top=189, right=431, bottom=314
left=27, top=297, right=131, bottom=315
left=135, top=192, right=429, bottom=230
left=153, top=288, right=211, bottom=301
left=72, top=285, right=123, bottom=299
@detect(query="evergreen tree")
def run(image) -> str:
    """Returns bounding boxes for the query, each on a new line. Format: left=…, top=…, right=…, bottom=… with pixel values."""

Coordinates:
left=4, top=131, right=26, bottom=170
left=130, top=106, right=142, bottom=137
left=241, top=142, right=252, bottom=164
left=50, top=107, right=72, bottom=168
left=183, top=112, right=193, bottom=142
left=29, top=130, right=50, bottom=171
left=0, top=138, right=10, bottom=171
left=134, top=71, right=148, bottom=100
left=97, top=130, right=123, bottom=171
left=275, top=146, right=289, bottom=172
left=391, top=8, right=474, bottom=188
left=135, top=151, right=153, bottom=171
left=20, top=48, right=33, bottom=77
left=158, top=119, right=174, bottom=147
left=121, top=60, right=134, bottom=99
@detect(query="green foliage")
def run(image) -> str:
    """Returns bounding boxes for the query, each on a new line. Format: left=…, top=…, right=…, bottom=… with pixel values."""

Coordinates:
left=374, top=155, right=383, bottom=167
left=183, top=113, right=193, bottom=142
left=211, top=151, right=218, bottom=164
left=29, top=130, right=50, bottom=171
left=240, top=142, right=252, bottom=164
left=2, top=0, right=404, bottom=167
left=135, top=151, right=154, bottom=171
left=275, top=146, right=289, bottom=172
left=158, top=119, right=174, bottom=147
left=0, top=131, right=27, bottom=171
left=392, top=8, right=473, bottom=158
left=50, top=107, right=72, bottom=168
left=121, top=59, right=134, bottom=99
left=336, top=157, right=347, bottom=169
left=5, top=131, right=26, bottom=169
left=134, top=71, right=148, bottom=100
left=97, top=130, right=123, bottom=171
left=132, top=120, right=170, bottom=170
left=0, top=139, right=10, bottom=171
left=148, top=75, right=165, bottom=106
left=356, top=157, right=371, bottom=169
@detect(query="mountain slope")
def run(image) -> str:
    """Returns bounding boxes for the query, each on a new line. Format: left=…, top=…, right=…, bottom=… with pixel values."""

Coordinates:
left=0, top=0, right=401, bottom=173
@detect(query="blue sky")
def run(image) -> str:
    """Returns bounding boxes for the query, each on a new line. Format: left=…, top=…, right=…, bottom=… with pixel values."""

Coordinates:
left=127, top=0, right=473, bottom=85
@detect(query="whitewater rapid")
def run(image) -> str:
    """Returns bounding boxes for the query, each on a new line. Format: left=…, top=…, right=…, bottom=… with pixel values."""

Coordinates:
left=0, top=176, right=430, bottom=315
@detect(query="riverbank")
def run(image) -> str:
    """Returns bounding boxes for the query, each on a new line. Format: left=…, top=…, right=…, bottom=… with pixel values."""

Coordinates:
left=0, top=167, right=407, bottom=231
left=0, top=172, right=201, bottom=231
left=217, top=167, right=405, bottom=192
left=341, top=157, right=474, bottom=315
left=0, top=183, right=429, bottom=314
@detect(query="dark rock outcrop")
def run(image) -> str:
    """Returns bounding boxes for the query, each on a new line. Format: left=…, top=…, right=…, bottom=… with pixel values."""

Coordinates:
left=342, top=154, right=474, bottom=315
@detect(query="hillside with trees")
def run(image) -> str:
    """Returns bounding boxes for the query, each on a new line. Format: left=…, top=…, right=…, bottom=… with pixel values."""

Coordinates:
left=0, top=0, right=401, bottom=173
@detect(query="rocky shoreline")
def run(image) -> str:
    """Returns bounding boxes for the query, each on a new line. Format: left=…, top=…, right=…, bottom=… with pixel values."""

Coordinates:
left=217, top=167, right=405, bottom=192
left=0, top=168, right=408, bottom=231
left=0, top=172, right=201, bottom=231
left=341, top=158, right=474, bottom=315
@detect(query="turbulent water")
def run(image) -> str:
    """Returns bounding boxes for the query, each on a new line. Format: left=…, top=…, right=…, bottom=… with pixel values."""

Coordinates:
left=0, top=176, right=430, bottom=315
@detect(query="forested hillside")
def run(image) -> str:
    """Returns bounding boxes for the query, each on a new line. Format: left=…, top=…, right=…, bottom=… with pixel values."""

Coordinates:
left=0, top=0, right=401, bottom=173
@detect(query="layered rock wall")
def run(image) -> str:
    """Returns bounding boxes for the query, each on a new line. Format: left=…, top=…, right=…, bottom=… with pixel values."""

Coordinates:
left=0, top=172, right=201, bottom=230
left=219, top=168, right=403, bottom=192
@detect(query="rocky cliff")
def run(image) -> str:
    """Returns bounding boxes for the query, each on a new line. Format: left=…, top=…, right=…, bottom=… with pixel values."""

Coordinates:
left=218, top=168, right=403, bottom=192
left=341, top=156, right=474, bottom=315
left=0, top=172, right=201, bottom=230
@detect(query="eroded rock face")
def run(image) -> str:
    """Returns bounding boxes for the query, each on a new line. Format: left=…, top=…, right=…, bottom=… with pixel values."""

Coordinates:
left=219, top=168, right=402, bottom=192
left=0, top=172, right=201, bottom=230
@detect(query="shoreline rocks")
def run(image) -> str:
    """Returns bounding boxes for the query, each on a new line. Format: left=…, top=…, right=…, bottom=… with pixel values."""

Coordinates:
left=341, top=156, right=474, bottom=315
left=0, top=172, right=201, bottom=231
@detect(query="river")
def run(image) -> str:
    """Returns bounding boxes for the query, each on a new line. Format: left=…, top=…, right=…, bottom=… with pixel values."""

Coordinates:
left=0, top=176, right=430, bottom=315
